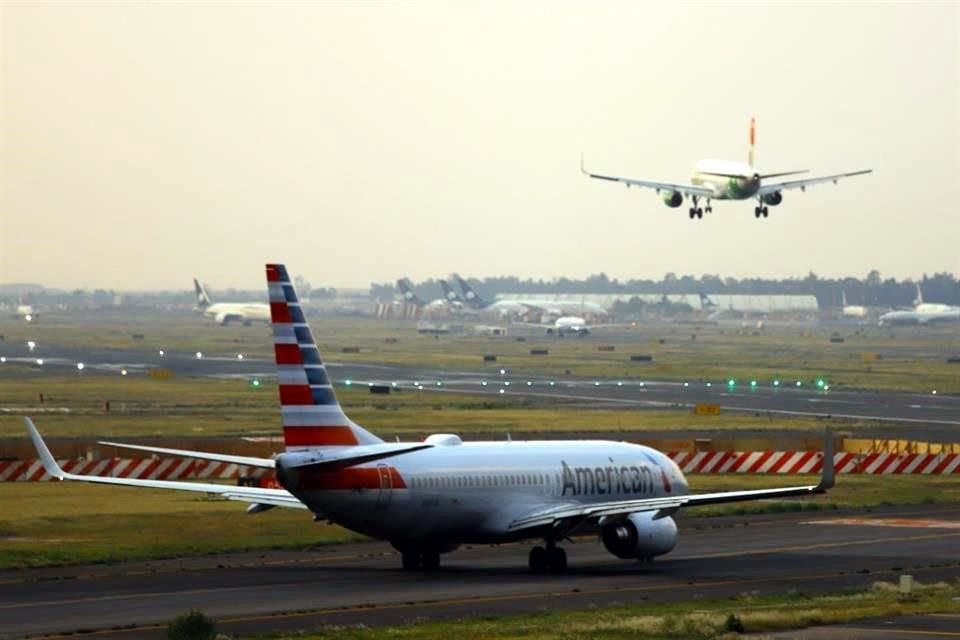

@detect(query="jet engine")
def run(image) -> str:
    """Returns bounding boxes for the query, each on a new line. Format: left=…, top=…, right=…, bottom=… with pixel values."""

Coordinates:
left=600, top=512, right=678, bottom=560
left=662, top=191, right=683, bottom=208
left=762, top=191, right=782, bottom=206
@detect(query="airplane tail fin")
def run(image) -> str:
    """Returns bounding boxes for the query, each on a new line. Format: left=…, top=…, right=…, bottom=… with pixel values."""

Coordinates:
left=698, top=291, right=717, bottom=310
left=267, top=264, right=383, bottom=450
left=396, top=278, right=423, bottom=307
left=453, top=273, right=484, bottom=308
left=193, top=278, right=213, bottom=308
left=914, top=282, right=924, bottom=307
left=748, top=116, right=756, bottom=169
left=439, top=280, right=461, bottom=304
left=842, top=290, right=848, bottom=307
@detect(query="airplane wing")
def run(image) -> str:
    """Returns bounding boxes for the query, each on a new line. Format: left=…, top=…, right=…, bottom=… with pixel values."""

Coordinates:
left=510, top=432, right=834, bottom=532
left=758, top=169, right=872, bottom=195
left=582, top=157, right=714, bottom=197
left=25, top=419, right=305, bottom=510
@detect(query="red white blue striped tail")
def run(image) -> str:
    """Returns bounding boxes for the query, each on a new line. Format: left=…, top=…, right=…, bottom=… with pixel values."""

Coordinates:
left=266, top=264, right=383, bottom=450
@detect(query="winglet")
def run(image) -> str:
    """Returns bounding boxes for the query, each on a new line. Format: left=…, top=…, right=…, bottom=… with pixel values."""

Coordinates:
left=579, top=153, right=587, bottom=175
left=24, top=417, right=67, bottom=480
left=816, top=428, right=835, bottom=492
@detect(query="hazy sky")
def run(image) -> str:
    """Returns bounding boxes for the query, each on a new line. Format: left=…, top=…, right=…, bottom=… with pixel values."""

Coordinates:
left=1, top=1, right=957, bottom=290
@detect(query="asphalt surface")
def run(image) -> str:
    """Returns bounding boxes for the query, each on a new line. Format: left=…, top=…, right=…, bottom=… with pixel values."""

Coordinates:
left=3, top=343, right=960, bottom=439
left=764, top=614, right=960, bottom=639
left=2, top=504, right=959, bottom=639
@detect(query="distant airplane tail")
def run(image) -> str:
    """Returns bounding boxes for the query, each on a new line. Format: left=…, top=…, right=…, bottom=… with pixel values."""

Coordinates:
left=267, top=264, right=383, bottom=449
left=453, top=273, right=485, bottom=308
left=698, top=291, right=717, bottom=310
left=439, top=280, right=462, bottom=304
left=841, top=290, right=848, bottom=307
left=748, top=116, right=756, bottom=169
left=396, top=278, right=423, bottom=307
left=193, top=278, right=213, bottom=309
left=914, top=283, right=924, bottom=307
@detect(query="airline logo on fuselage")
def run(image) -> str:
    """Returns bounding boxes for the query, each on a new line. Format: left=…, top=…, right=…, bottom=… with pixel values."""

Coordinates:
left=561, top=460, right=660, bottom=497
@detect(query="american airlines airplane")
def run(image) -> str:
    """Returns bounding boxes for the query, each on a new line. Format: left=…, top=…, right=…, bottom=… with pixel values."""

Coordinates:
left=583, top=118, right=871, bottom=220
left=194, top=278, right=270, bottom=326
left=25, top=264, right=833, bottom=573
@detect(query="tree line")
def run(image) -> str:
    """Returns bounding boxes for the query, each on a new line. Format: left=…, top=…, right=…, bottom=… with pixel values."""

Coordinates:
left=371, top=271, right=960, bottom=309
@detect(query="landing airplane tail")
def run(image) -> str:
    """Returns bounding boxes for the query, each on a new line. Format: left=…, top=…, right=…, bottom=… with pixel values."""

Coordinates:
left=453, top=273, right=485, bottom=308
left=193, top=278, right=213, bottom=309
left=267, top=264, right=383, bottom=450
left=439, top=280, right=462, bottom=304
left=396, top=278, right=423, bottom=307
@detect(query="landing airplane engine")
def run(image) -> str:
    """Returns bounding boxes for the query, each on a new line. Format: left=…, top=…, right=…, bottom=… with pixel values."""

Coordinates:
left=762, top=191, right=782, bottom=206
left=600, top=512, right=678, bottom=559
left=662, top=191, right=684, bottom=208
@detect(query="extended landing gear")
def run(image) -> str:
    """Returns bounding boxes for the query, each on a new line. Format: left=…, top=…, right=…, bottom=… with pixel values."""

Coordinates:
left=528, top=542, right=568, bottom=573
left=688, top=196, right=707, bottom=220
left=754, top=204, right=769, bottom=218
left=401, top=549, right=441, bottom=571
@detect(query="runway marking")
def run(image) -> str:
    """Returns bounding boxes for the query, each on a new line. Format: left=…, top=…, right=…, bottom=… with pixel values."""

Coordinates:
left=681, top=531, right=960, bottom=559
left=803, top=517, right=960, bottom=530
left=837, top=628, right=960, bottom=637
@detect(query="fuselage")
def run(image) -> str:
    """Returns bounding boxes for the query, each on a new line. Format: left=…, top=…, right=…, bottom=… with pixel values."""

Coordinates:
left=280, top=440, right=687, bottom=546
left=202, top=302, right=271, bottom=325
left=691, top=160, right=760, bottom=200
left=878, top=308, right=960, bottom=326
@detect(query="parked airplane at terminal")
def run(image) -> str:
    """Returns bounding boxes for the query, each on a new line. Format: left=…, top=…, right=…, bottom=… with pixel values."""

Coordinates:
left=451, top=274, right=533, bottom=318
left=396, top=278, right=463, bottom=315
left=193, top=278, right=270, bottom=326
left=583, top=118, right=871, bottom=219
left=26, top=264, right=834, bottom=573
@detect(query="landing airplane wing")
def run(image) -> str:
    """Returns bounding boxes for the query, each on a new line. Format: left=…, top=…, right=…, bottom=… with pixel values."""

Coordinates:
left=758, top=169, right=872, bottom=195
left=510, top=432, right=834, bottom=531
left=581, top=156, right=713, bottom=197
left=25, top=419, right=305, bottom=510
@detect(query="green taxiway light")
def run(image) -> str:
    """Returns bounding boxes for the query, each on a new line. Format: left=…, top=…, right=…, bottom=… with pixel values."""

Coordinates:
left=249, top=379, right=261, bottom=389
left=727, top=379, right=736, bottom=387
left=344, top=379, right=353, bottom=387
left=773, top=379, right=780, bottom=387
left=750, top=380, right=757, bottom=388
left=816, top=379, right=825, bottom=388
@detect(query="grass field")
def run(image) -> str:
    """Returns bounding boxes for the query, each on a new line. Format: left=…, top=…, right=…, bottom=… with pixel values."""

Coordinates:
left=268, top=581, right=960, bottom=639
left=2, top=475, right=958, bottom=570
left=1, top=374, right=863, bottom=441
left=2, top=313, right=960, bottom=393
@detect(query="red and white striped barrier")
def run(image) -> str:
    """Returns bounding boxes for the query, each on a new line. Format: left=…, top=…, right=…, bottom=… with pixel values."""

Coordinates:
left=0, top=458, right=269, bottom=482
left=4, top=451, right=960, bottom=481
left=668, top=451, right=960, bottom=475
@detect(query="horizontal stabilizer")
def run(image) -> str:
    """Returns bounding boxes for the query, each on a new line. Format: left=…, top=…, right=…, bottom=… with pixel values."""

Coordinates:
left=98, top=441, right=276, bottom=469
left=284, top=443, right=434, bottom=470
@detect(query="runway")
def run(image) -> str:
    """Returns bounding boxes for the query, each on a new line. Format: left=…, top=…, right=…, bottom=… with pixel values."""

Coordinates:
left=4, top=342, right=959, bottom=439
left=3, top=504, right=959, bottom=639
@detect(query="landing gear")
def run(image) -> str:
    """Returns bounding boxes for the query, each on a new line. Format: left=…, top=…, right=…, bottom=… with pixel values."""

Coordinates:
left=528, top=542, right=568, bottom=573
left=688, top=196, right=705, bottom=220
left=754, top=203, right=769, bottom=218
left=401, top=548, right=442, bottom=571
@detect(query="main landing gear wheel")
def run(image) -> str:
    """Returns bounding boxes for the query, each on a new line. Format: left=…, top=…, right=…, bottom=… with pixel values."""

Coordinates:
left=755, top=205, right=769, bottom=219
left=528, top=545, right=568, bottom=573
left=401, top=549, right=441, bottom=571
left=688, top=207, right=704, bottom=220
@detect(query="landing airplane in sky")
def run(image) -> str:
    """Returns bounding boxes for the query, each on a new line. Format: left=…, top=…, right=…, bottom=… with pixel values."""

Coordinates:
left=26, top=264, right=833, bottom=573
left=194, top=278, right=270, bottom=326
left=583, top=118, right=871, bottom=219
